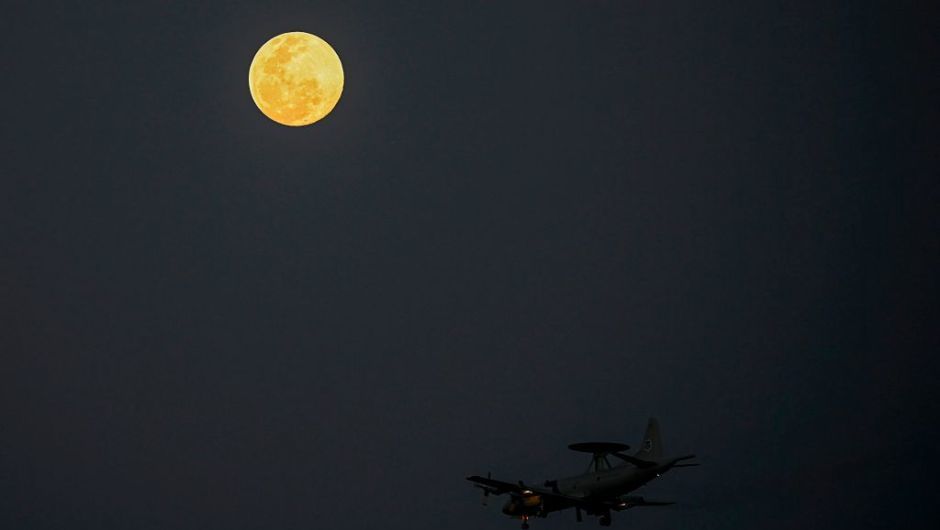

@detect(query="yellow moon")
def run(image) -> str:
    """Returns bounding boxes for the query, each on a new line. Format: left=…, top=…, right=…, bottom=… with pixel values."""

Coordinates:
left=248, top=32, right=344, bottom=126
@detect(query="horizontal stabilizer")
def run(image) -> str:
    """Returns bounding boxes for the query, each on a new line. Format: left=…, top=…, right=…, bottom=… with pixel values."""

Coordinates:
left=616, top=496, right=675, bottom=510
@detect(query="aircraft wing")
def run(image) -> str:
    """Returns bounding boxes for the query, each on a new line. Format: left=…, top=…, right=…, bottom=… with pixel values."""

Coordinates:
left=469, top=476, right=593, bottom=506
left=466, top=475, right=526, bottom=495
left=465, top=476, right=570, bottom=499
left=466, top=476, right=677, bottom=516
left=466, top=476, right=659, bottom=513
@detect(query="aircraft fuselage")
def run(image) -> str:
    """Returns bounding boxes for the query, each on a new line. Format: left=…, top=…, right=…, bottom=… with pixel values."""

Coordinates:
left=501, top=461, right=669, bottom=517
left=558, top=464, right=660, bottom=497
left=471, top=418, right=697, bottom=527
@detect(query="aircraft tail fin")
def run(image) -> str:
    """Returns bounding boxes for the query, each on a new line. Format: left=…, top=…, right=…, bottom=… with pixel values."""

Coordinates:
left=635, top=417, right=663, bottom=459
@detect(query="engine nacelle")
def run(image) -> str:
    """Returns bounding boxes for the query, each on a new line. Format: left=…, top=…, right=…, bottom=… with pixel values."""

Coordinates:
left=502, top=495, right=543, bottom=516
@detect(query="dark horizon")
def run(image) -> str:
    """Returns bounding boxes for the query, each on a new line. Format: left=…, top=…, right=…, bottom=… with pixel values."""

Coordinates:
left=2, top=1, right=937, bottom=529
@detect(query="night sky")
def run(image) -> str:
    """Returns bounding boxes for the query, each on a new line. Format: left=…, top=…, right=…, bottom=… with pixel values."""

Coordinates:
left=2, top=1, right=937, bottom=529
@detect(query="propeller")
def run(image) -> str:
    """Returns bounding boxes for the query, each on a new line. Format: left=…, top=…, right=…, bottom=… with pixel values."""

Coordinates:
left=517, top=481, right=533, bottom=495
left=543, top=479, right=560, bottom=493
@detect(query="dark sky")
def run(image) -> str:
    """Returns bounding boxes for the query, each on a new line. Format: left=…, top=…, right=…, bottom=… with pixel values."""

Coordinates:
left=2, top=1, right=937, bottom=529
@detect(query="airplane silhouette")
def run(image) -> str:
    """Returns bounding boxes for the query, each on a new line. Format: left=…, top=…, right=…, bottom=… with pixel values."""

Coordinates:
left=467, top=418, right=698, bottom=528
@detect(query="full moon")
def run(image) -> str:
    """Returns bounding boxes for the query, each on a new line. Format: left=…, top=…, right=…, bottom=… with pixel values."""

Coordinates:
left=248, top=32, right=344, bottom=127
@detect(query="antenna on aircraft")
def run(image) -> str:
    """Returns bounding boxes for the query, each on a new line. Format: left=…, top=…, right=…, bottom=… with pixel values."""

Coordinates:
left=467, top=419, right=698, bottom=529
left=567, top=442, right=631, bottom=473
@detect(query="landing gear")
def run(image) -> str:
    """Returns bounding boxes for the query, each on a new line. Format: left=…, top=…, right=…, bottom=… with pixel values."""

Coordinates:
left=521, top=515, right=530, bottom=529
left=598, top=513, right=611, bottom=527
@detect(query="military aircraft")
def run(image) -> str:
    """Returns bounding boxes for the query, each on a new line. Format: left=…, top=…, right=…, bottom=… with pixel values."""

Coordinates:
left=466, top=418, right=697, bottom=528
